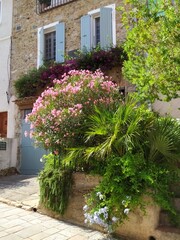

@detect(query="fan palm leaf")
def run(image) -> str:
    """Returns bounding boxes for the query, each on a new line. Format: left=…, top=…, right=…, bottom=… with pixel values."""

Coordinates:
left=147, top=117, right=180, bottom=163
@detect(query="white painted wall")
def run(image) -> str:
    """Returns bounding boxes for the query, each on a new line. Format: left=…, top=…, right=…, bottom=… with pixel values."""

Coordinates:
left=0, top=0, right=18, bottom=169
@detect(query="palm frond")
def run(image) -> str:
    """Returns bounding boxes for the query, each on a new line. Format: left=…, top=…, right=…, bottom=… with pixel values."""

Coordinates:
left=148, top=117, right=180, bottom=163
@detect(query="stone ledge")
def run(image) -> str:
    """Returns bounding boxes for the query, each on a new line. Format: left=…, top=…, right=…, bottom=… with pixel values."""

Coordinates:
left=14, top=96, right=38, bottom=109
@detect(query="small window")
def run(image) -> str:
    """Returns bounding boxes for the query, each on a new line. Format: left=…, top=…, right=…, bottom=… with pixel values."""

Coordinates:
left=37, top=22, right=65, bottom=67
left=0, top=112, right=8, bottom=138
left=44, top=31, right=56, bottom=62
left=94, top=16, right=100, bottom=47
left=81, top=4, right=116, bottom=51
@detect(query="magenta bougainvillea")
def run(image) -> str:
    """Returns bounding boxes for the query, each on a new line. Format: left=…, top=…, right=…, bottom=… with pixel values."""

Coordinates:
left=26, top=69, right=119, bottom=153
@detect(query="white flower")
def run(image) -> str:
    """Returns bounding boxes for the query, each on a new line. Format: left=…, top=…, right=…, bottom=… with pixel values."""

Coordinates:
left=104, top=206, right=108, bottom=211
left=122, top=200, right=126, bottom=206
left=96, top=191, right=104, bottom=200
left=99, top=194, right=103, bottom=200
left=124, top=208, right=130, bottom=215
left=112, top=216, right=118, bottom=222
left=83, top=205, right=88, bottom=212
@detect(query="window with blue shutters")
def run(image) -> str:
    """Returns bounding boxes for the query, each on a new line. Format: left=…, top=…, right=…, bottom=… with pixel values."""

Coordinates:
left=81, top=4, right=116, bottom=51
left=37, top=22, right=65, bottom=67
left=44, top=31, right=56, bottom=62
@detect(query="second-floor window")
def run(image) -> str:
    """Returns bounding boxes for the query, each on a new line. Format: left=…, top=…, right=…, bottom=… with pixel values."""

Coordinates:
left=94, top=16, right=100, bottom=46
left=44, top=31, right=56, bottom=61
left=37, top=21, right=65, bottom=67
left=81, top=4, right=116, bottom=51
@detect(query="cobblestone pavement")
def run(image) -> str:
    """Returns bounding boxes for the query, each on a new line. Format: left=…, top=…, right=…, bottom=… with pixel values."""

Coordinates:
left=0, top=202, right=113, bottom=240
left=0, top=175, right=121, bottom=240
left=0, top=175, right=39, bottom=209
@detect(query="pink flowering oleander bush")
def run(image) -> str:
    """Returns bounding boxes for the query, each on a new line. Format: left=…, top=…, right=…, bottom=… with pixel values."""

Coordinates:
left=26, top=69, right=120, bottom=154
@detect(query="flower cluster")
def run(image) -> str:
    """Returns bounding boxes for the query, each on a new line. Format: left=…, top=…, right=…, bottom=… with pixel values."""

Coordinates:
left=83, top=192, right=119, bottom=233
left=26, top=69, right=119, bottom=152
left=121, top=196, right=131, bottom=215
left=15, top=46, right=126, bottom=98
left=76, top=46, right=127, bottom=72
left=83, top=189, right=132, bottom=234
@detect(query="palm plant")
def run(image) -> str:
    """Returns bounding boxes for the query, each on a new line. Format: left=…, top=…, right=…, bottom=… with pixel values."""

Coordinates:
left=64, top=98, right=155, bottom=169
left=146, top=117, right=180, bottom=164
left=64, top=97, right=180, bottom=227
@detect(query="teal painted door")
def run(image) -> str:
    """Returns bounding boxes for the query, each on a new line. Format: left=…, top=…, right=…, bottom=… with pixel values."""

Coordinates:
left=20, top=109, right=46, bottom=175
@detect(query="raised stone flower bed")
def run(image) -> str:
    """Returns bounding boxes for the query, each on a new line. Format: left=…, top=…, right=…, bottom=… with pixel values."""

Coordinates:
left=37, top=172, right=180, bottom=240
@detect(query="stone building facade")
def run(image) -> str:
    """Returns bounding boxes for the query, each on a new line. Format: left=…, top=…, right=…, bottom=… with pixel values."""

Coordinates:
left=11, top=0, right=128, bottom=173
left=5, top=0, right=180, bottom=239
left=10, top=0, right=180, bottom=171
left=11, top=0, right=125, bottom=83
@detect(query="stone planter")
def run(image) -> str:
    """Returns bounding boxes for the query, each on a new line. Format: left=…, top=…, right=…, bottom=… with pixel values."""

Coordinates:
left=38, top=172, right=179, bottom=240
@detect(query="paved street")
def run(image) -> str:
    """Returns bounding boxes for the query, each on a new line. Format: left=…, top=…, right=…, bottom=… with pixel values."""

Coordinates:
left=0, top=175, right=39, bottom=210
left=0, top=202, right=112, bottom=240
left=0, top=175, right=121, bottom=240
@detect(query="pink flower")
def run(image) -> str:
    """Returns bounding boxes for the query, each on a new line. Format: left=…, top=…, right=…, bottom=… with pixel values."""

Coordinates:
left=53, top=150, right=59, bottom=155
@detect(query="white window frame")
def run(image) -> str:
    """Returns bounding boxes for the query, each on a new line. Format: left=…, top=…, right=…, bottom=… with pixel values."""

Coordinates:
left=37, top=21, right=59, bottom=67
left=0, top=0, right=2, bottom=24
left=88, top=4, right=116, bottom=48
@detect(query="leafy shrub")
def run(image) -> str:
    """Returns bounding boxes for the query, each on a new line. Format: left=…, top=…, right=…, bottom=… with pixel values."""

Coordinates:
left=75, top=46, right=127, bottom=72
left=39, top=61, right=77, bottom=88
left=26, top=69, right=120, bottom=154
left=39, top=153, right=73, bottom=215
left=14, top=46, right=126, bottom=98
left=65, top=98, right=180, bottom=231
left=14, top=67, right=46, bottom=98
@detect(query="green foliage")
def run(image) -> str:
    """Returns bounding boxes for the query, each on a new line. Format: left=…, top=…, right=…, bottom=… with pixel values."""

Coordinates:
left=75, top=45, right=127, bottom=72
left=14, top=67, right=47, bottom=98
left=14, top=46, right=126, bottom=99
left=65, top=97, right=180, bottom=229
left=119, top=0, right=180, bottom=102
left=39, top=154, right=73, bottom=215
left=26, top=70, right=120, bottom=153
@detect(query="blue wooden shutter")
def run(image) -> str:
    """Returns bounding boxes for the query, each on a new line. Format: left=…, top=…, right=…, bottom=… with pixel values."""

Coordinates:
left=100, top=7, right=112, bottom=49
left=56, top=22, right=65, bottom=63
left=38, top=27, right=44, bottom=67
left=81, top=15, right=91, bottom=52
